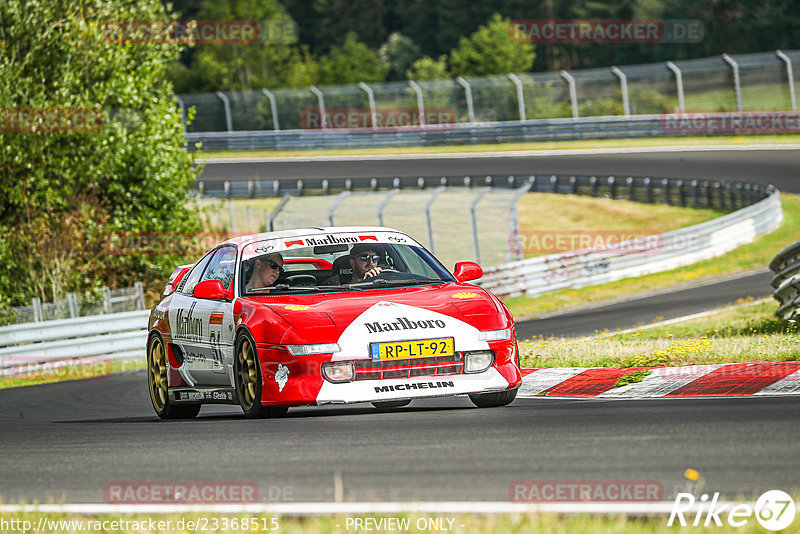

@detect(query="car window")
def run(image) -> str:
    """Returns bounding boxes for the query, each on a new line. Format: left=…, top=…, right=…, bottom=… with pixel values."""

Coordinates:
left=177, top=250, right=214, bottom=296
left=201, top=246, right=237, bottom=290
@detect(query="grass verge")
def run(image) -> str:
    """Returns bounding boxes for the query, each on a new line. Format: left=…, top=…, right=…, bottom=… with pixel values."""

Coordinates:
left=0, top=358, right=145, bottom=391
left=503, top=193, right=799, bottom=320
left=0, top=511, right=784, bottom=534
left=519, top=299, right=798, bottom=369
left=196, top=134, right=799, bottom=159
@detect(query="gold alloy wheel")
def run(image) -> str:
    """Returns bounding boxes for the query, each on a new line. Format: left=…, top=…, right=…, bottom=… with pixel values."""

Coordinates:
left=148, top=336, right=168, bottom=411
left=237, top=339, right=258, bottom=408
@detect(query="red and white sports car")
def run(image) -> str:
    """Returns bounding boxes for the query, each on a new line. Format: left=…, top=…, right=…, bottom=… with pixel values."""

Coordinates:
left=147, top=227, right=521, bottom=419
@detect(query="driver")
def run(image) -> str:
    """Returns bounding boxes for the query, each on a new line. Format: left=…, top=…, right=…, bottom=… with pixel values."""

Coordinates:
left=348, top=243, right=384, bottom=283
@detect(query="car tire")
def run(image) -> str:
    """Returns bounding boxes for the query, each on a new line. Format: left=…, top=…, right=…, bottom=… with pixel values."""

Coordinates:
left=148, top=334, right=201, bottom=419
left=371, top=399, right=412, bottom=409
left=234, top=332, right=289, bottom=419
left=468, top=388, right=518, bottom=408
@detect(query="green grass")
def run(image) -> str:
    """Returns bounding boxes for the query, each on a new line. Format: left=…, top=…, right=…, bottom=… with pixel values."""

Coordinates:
left=519, top=300, right=799, bottom=368
left=503, top=193, right=800, bottom=320
left=196, top=133, right=799, bottom=159
left=516, top=193, right=719, bottom=258
left=0, top=358, right=144, bottom=390
left=0, top=511, right=787, bottom=533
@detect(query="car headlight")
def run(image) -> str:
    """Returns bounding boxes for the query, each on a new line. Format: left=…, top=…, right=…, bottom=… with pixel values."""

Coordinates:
left=321, top=361, right=354, bottom=383
left=464, top=350, right=494, bottom=373
left=478, top=328, right=511, bottom=341
left=286, top=343, right=341, bottom=356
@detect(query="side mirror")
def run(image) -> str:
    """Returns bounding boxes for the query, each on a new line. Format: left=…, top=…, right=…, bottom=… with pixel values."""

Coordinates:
left=194, top=279, right=231, bottom=301
left=453, top=261, right=483, bottom=282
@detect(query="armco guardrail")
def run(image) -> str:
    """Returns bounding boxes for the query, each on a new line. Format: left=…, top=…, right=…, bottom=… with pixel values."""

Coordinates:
left=186, top=115, right=675, bottom=152
left=199, top=172, right=772, bottom=205
left=478, top=189, right=782, bottom=299
left=0, top=310, right=149, bottom=376
left=769, top=241, right=800, bottom=320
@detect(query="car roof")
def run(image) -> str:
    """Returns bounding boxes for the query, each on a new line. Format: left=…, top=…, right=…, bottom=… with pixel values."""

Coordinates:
left=221, top=226, right=411, bottom=248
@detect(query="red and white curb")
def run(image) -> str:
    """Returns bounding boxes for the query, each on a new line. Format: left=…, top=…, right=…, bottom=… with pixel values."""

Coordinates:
left=519, top=362, right=800, bottom=398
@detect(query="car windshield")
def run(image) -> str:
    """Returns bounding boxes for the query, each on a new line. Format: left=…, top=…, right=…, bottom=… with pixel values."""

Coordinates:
left=240, top=233, right=455, bottom=295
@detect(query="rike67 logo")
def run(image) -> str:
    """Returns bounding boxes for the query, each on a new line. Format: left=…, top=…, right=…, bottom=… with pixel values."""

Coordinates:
left=668, top=490, right=796, bottom=531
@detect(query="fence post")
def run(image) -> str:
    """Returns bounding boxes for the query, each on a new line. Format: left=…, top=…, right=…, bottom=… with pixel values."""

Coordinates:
left=610, top=66, right=630, bottom=116
left=456, top=77, right=475, bottom=124
left=322, top=179, right=330, bottom=195
left=677, top=179, right=685, bottom=206
left=644, top=177, right=652, bottom=203
left=560, top=70, right=579, bottom=118
left=261, top=89, right=280, bottom=130
left=214, top=91, right=233, bottom=132
left=509, top=185, right=529, bottom=262
left=327, top=191, right=351, bottom=226
left=175, top=96, right=187, bottom=129
left=776, top=50, right=797, bottom=111
left=67, top=292, right=79, bottom=318
left=691, top=179, right=699, bottom=208
left=134, top=282, right=145, bottom=310
left=470, top=188, right=490, bottom=265
left=227, top=190, right=235, bottom=232
left=377, top=190, right=398, bottom=226
left=358, top=82, right=378, bottom=128
left=103, top=288, right=112, bottom=314
left=310, top=85, right=327, bottom=129
left=665, top=61, right=686, bottom=113
left=507, top=73, right=526, bottom=122
left=663, top=178, right=671, bottom=205
left=408, top=80, right=426, bottom=126
left=627, top=176, right=635, bottom=201
left=590, top=176, right=598, bottom=197
left=268, top=195, right=291, bottom=231
left=608, top=176, right=616, bottom=199
left=32, top=297, right=42, bottom=322
left=425, top=187, right=446, bottom=253
left=550, top=174, right=558, bottom=193
left=721, top=53, right=743, bottom=112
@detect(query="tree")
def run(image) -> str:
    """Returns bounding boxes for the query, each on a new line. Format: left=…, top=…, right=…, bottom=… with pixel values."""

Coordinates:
left=318, top=32, right=387, bottom=85
left=379, top=33, right=421, bottom=81
left=0, top=0, right=201, bottom=307
left=406, top=56, right=449, bottom=80
left=449, top=13, right=536, bottom=77
left=170, top=0, right=315, bottom=92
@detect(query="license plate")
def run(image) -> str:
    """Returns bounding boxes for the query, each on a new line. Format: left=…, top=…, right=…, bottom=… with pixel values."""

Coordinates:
left=370, top=337, right=454, bottom=361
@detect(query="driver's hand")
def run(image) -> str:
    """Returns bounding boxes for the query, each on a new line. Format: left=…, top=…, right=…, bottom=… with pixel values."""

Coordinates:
left=364, top=266, right=382, bottom=278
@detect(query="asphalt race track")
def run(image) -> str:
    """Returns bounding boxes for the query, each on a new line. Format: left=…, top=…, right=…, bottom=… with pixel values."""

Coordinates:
left=198, top=147, right=800, bottom=193
left=1, top=373, right=798, bottom=503
left=516, top=269, right=774, bottom=339
left=2, top=147, right=799, bottom=505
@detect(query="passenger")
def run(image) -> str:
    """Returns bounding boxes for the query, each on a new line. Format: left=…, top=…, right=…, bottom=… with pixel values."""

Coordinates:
left=245, top=252, right=284, bottom=291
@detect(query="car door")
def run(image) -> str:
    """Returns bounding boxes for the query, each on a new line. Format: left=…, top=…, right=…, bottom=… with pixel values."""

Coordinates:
left=187, top=245, right=238, bottom=386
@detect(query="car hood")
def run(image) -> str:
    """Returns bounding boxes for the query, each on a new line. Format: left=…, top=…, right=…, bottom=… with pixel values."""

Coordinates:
left=257, top=283, right=505, bottom=334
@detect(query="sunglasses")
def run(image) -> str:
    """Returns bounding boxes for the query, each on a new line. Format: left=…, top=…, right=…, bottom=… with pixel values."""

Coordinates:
left=357, top=254, right=381, bottom=263
left=264, top=260, right=284, bottom=273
